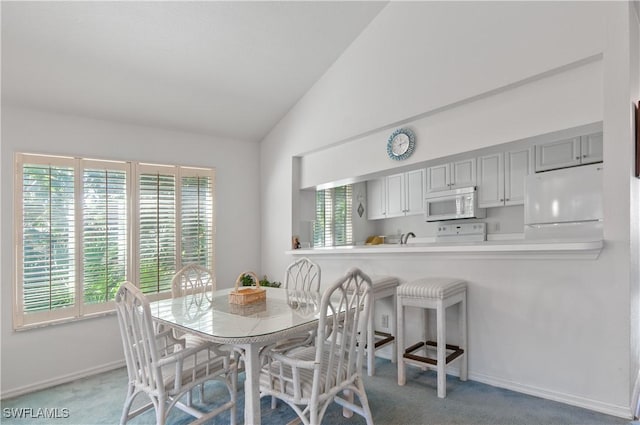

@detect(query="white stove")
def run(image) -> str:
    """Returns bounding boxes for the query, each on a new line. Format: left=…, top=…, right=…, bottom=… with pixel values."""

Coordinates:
left=435, top=223, right=486, bottom=242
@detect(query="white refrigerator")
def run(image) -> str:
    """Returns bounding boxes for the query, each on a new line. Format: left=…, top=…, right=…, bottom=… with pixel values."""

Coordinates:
left=524, top=163, right=603, bottom=240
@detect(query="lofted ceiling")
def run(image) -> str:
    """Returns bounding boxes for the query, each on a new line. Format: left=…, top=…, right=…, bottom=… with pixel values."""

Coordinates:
left=1, top=1, right=387, bottom=142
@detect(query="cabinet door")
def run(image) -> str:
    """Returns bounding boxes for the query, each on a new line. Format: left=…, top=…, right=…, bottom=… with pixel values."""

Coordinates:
left=504, top=148, right=531, bottom=206
left=451, top=158, right=476, bottom=188
left=535, top=137, right=581, bottom=172
left=426, top=163, right=450, bottom=193
left=580, top=132, right=603, bottom=164
left=366, top=178, right=386, bottom=220
left=477, top=153, right=504, bottom=208
left=404, top=169, right=425, bottom=215
left=385, top=173, right=405, bottom=218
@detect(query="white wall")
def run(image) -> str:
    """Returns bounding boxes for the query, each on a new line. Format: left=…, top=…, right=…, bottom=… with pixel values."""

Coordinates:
left=260, top=1, right=636, bottom=418
left=0, top=106, right=261, bottom=396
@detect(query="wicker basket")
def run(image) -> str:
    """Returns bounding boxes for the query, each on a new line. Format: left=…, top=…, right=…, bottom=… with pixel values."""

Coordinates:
left=229, top=271, right=266, bottom=305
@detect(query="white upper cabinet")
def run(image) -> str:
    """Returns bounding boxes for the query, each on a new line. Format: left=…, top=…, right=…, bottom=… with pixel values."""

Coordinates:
left=477, top=148, right=532, bottom=208
left=425, top=163, right=450, bottom=192
left=451, top=159, right=476, bottom=188
left=369, top=169, right=425, bottom=220
left=477, top=153, right=504, bottom=208
left=504, top=148, right=532, bottom=205
left=386, top=173, right=405, bottom=217
left=367, top=178, right=386, bottom=220
left=426, top=158, right=476, bottom=193
left=535, top=132, right=602, bottom=172
left=405, top=169, right=426, bottom=214
left=386, top=169, right=425, bottom=218
left=580, top=132, right=603, bottom=165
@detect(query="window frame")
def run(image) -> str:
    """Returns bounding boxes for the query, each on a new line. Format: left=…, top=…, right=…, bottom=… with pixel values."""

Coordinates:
left=313, top=184, right=353, bottom=248
left=13, top=153, right=216, bottom=330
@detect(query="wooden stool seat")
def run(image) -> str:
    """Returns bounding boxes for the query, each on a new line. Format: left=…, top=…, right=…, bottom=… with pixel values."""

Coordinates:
left=397, top=277, right=467, bottom=398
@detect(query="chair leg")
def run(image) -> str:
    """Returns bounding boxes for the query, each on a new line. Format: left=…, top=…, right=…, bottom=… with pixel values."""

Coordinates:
left=437, top=302, right=446, bottom=399
left=397, top=298, right=405, bottom=386
left=367, top=298, right=375, bottom=376
left=120, top=384, right=136, bottom=425
left=356, top=378, right=374, bottom=425
left=199, top=383, right=205, bottom=402
left=155, top=396, right=166, bottom=425
left=342, top=389, right=354, bottom=418
left=391, top=292, right=397, bottom=364
left=421, top=307, right=428, bottom=371
left=460, top=295, right=468, bottom=381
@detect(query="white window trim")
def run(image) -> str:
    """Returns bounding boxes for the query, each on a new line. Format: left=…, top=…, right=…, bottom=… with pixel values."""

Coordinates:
left=13, top=153, right=216, bottom=330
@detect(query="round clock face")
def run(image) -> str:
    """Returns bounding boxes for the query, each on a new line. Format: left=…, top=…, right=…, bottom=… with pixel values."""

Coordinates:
left=391, top=133, right=410, bottom=156
left=387, top=128, right=415, bottom=161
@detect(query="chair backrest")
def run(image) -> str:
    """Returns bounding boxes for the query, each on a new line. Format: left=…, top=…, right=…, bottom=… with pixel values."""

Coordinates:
left=115, top=282, right=166, bottom=395
left=314, top=267, right=372, bottom=396
left=172, top=263, right=215, bottom=298
left=284, top=257, right=321, bottom=292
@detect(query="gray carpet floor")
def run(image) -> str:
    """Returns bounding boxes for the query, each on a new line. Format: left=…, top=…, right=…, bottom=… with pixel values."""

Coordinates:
left=1, top=359, right=636, bottom=425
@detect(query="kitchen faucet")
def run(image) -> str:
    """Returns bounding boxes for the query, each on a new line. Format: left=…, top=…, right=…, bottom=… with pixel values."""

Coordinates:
left=401, top=232, right=416, bottom=244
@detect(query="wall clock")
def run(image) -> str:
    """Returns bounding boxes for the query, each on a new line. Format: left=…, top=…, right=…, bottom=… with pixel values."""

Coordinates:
left=387, top=128, right=416, bottom=161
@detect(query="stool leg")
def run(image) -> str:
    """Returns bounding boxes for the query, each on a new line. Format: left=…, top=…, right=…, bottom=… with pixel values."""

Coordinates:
left=391, top=292, right=397, bottom=364
left=460, top=293, right=468, bottom=381
left=437, top=301, right=446, bottom=398
left=397, top=297, right=405, bottom=386
left=421, top=307, right=428, bottom=371
left=367, top=297, right=375, bottom=376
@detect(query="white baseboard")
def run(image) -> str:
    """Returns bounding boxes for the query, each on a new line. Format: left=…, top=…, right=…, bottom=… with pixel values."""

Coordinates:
left=0, top=359, right=125, bottom=401
left=631, top=369, right=640, bottom=419
left=469, top=371, right=633, bottom=420
left=391, top=356, right=633, bottom=419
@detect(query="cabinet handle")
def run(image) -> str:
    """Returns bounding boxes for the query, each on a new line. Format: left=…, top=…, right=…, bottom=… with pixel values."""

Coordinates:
left=583, top=154, right=587, bottom=158
left=505, top=198, right=510, bottom=201
left=575, top=156, right=580, bottom=160
left=500, top=199, right=504, bottom=202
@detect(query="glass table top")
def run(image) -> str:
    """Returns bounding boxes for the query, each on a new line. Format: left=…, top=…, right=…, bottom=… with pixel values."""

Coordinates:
left=149, top=287, right=322, bottom=343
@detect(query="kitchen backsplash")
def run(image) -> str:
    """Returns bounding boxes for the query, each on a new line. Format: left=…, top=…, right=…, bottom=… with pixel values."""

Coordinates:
left=363, top=205, right=524, bottom=244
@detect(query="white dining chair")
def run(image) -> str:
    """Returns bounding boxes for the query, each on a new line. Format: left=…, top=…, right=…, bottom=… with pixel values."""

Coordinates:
left=265, top=257, right=322, bottom=409
left=280, top=257, right=322, bottom=347
left=115, top=281, right=237, bottom=425
left=260, top=267, right=374, bottom=425
left=170, top=263, right=214, bottom=341
left=172, top=263, right=215, bottom=298
left=171, top=263, right=239, bottom=401
left=285, top=257, right=321, bottom=293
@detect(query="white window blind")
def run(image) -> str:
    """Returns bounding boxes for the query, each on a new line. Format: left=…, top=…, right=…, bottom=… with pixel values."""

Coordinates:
left=137, top=165, right=177, bottom=295
left=20, top=157, right=76, bottom=319
left=180, top=169, right=215, bottom=269
left=82, top=161, right=128, bottom=308
left=15, top=154, right=216, bottom=329
left=313, top=185, right=353, bottom=247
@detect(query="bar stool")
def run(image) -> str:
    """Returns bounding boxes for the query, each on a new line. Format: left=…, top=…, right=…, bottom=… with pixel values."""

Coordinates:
left=367, top=276, right=400, bottom=376
left=397, top=277, right=467, bottom=398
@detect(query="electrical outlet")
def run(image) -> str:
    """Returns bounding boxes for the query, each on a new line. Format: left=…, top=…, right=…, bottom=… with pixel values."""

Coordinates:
left=381, top=314, right=389, bottom=329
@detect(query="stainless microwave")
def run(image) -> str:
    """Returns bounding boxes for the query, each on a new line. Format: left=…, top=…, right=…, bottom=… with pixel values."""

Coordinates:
left=424, top=186, right=486, bottom=222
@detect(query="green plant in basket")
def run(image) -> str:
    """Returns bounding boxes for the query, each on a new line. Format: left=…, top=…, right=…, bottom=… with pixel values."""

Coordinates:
left=240, top=273, right=281, bottom=288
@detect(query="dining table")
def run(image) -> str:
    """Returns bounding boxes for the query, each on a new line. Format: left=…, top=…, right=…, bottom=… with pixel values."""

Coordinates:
left=148, top=286, right=322, bottom=425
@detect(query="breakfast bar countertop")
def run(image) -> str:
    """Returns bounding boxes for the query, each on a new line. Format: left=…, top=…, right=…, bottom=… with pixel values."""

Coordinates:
left=286, top=238, right=604, bottom=260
